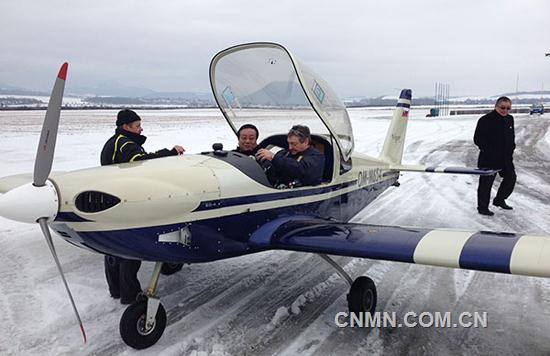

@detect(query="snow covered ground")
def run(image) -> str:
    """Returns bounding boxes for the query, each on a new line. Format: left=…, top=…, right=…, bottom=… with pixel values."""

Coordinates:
left=1, top=108, right=550, bottom=355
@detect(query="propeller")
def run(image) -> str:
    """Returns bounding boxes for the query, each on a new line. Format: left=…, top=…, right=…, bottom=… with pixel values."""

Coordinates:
left=0, top=63, right=87, bottom=343
left=34, top=62, right=67, bottom=187
left=39, top=218, right=86, bottom=343
left=37, top=62, right=86, bottom=343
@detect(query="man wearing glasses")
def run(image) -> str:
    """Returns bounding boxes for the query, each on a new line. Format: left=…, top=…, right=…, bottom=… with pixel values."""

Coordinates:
left=256, top=125, right=325, bottom=187
left=474, top=96, right=516, bottom=216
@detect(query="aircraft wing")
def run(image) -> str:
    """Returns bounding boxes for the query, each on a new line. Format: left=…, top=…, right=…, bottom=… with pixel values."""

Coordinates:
left=389, top=164, right=498, bottom=175
left=249, top=217, right=550, bottom=278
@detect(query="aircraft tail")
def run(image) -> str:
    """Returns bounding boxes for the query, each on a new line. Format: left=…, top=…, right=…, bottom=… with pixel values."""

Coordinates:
left=379, top=89, right=411, bottom=165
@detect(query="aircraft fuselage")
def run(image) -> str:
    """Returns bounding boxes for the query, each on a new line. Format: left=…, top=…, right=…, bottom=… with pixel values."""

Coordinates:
left=49, top=151, right=398, bottom=263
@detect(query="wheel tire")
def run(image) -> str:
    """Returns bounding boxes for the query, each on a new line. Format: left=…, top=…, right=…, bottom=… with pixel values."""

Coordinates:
left=120, top=300, right=167, bottom=349
left=160, top=263, right=183, bottom=276
left=347, top=276, right=377, bottom=314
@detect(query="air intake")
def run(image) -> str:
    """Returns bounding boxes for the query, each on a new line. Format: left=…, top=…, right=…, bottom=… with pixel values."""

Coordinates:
left=75, top=191, right=121, bottom=213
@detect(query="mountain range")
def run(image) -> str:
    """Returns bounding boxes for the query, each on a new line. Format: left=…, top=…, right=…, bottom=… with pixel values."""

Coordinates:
left=0, top=80, right=213, bottom=101
left=1, top=81, right=548, bottom=107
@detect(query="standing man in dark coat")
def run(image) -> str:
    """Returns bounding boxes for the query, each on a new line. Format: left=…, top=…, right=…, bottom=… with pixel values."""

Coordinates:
left=474, top=96, right=516, bottom=216
left=256, top=125, right=324, bottom=187
left=100, top=109, right=185, bottom=304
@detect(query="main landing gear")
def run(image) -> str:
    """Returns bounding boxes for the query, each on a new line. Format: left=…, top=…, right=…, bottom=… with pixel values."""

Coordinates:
left=318, top=254, right=377, bottom=315
left=119, top=262, right=167, bottom=349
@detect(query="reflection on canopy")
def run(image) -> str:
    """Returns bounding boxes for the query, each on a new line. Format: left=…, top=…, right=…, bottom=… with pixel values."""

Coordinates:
left=210, top=42, right=354, bottom=160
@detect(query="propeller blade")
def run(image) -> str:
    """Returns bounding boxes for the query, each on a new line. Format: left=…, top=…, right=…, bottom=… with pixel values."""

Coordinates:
left=38, top=218, right=87, bottom=344
left=33, top=63, right=68, bottom=187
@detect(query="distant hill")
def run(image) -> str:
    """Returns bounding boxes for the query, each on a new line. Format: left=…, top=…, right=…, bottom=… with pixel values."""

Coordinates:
left=68, top=80, right=156, bottom=97
left=68, top=80, right=213, bottom=101
left=0, top=80, right=213, bottom=102
left=2, top=79, right=549, bottom=108
left=344, top=91, right=550, bottom=107
left=238, top=81, right=310, bottom=107
left=0, top=82, right=49, bottom=96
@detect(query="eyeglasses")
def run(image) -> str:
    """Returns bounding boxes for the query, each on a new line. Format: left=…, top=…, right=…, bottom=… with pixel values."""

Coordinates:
left=498, top=106, right=511, bottom=110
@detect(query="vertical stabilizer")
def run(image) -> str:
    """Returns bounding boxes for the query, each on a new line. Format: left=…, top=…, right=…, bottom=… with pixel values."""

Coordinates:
left=379, top=89, right=412, bottom=165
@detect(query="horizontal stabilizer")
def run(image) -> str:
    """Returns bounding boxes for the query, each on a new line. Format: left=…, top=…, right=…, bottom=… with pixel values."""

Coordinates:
left=389, top=164, right=498, bottom=176
left=249, top=217, right=550, bottom=278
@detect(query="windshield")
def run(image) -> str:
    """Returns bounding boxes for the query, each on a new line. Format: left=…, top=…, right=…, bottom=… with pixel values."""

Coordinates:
left=210, top=42, right=354, bottom=160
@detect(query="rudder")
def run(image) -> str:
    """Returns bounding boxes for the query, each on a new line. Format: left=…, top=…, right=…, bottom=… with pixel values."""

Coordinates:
left=379, top=89, right=412, bottom=165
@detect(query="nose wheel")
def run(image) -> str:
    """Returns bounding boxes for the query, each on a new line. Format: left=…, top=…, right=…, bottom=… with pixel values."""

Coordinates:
left=119, top=262, right=167, bottom=349
left=119, top=298, right=166, bottom=349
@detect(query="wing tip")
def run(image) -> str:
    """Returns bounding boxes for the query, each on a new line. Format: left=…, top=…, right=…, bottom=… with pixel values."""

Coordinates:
left=58, top=62, right=69, bottom=80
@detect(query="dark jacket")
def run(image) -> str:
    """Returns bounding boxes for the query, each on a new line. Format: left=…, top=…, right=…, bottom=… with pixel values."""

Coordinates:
left=473, top=110, right=515, bottom=169
left=100, top=128, right=177, bottom=165
left=271, top=146, right=325, bottom=186
left=233, top=145, right=259, bottom=156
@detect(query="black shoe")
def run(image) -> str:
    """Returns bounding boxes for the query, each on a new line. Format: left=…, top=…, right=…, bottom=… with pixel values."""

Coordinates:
left=478, top=208, right=494, bottom=216
left=493, top=200, right=513, bottom=210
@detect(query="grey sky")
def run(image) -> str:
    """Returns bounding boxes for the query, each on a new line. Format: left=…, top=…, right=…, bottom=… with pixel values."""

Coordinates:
left=1, top=0, right=549, bottom=98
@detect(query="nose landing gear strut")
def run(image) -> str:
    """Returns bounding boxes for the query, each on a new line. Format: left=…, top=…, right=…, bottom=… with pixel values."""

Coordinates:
left=119, top=262, right=167, bottom=350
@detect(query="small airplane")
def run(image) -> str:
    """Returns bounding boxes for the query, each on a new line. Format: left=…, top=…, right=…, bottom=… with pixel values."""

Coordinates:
left=1, top=42, right=549, bottom=350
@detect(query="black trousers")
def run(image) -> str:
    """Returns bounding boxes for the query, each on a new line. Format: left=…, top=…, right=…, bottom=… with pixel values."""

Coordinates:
left=104, top=255, right=142, bottom=303
left=477, top=166, right=516, bottom=210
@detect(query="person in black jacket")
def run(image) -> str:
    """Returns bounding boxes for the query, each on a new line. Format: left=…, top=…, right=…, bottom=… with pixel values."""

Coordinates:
left=233, top=124, right=259, bottom=156
left=474, top=96, right=516, bottom=216
left=256, top=125, right=324, bottom=187
left=100, top=109, right=185, bottom=304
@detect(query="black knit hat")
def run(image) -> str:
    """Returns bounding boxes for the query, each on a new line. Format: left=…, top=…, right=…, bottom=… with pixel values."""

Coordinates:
left=116, top=109, right=141, bottom=126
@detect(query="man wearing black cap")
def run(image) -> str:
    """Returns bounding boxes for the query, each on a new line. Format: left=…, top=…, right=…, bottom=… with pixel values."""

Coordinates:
left=256, top=124, right=324, bottom=187
left=101, top=109, right=185, bottom=165
left=100, top=109, right=185, bottom=304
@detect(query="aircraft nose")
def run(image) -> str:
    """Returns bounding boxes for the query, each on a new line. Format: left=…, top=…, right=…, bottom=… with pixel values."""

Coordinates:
left=0, top=180, right=59, bottom=223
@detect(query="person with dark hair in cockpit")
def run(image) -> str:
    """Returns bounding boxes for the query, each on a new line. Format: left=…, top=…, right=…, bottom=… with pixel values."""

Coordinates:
left=233, top=124, right=259, bottom=156
left=256, top=125, right=324, bottom=187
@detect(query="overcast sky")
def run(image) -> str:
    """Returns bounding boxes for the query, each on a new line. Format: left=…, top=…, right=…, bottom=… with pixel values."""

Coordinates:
left=1, top=0, right=549, bottom=98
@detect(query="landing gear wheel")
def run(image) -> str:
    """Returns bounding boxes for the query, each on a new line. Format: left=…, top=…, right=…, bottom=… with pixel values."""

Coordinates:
left=347, top=276, right=377, bottom=314
left=120, top=300, right=167, bottom=349
left=160, top=263, right=183, bottom=276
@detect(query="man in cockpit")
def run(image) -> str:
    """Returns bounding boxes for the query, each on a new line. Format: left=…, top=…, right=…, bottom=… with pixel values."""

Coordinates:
left=256, top=125, right=324, bottom=187
left=233, top=124, right=259, bottom=156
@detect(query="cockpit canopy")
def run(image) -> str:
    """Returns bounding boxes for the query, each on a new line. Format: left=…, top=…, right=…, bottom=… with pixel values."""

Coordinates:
left=209, top=42, right=354, bottom=160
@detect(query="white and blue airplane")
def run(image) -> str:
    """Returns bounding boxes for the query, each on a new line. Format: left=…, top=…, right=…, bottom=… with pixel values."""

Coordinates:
left=1, top=42, right=549, bottom=349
